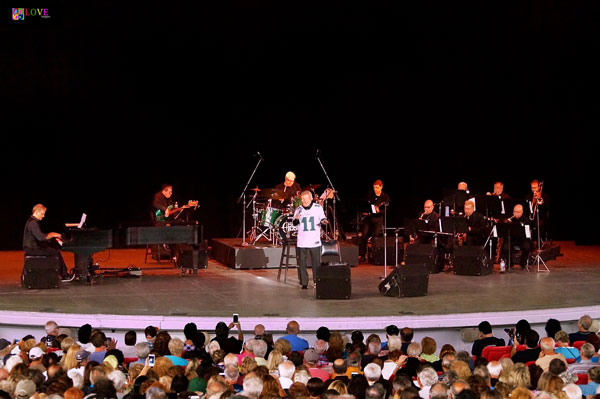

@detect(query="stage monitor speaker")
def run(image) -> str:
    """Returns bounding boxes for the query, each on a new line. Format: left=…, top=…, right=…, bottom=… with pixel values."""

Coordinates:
left=405, top=243, right=438, bottom=274
left=378, top=267, right=429, bottom=297
left=369, top=237, right=404, bottom=265
left=316, top=262, right=351, bottom=299
left=22, top=256, right=60, bottom=289
left=453, top=245, right=491, bottom=276
left=177, top=244, right=209, bottom=272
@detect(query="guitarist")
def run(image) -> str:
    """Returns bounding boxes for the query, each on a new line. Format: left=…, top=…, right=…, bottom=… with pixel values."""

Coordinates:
left=153, top=184, right=175, bottom=223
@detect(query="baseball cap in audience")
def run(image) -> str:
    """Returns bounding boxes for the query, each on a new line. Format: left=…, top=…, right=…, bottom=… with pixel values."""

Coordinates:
left=304, top=348, right=319, bottom=364
left=16, top=379, right=36, bottom=399
left=76, top=349, right=90, bottom=361
left=28, top=347, right=44, bottom=360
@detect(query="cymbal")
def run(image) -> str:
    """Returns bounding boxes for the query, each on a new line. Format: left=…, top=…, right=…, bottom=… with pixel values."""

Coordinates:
left=249, top=187, right=261, bottom=192
left=259, top=188, right=286, bottom=200
left=303, top=184, right=321, bottom=191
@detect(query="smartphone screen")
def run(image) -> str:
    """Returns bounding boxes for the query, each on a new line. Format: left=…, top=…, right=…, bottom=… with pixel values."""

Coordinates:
left=233, top=313, right=239, bottom=323
left=148, top=354, right=155, bottom=367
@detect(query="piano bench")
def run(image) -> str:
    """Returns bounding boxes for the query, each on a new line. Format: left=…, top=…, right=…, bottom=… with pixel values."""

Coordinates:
left=22, top=256, right=61, bottom=289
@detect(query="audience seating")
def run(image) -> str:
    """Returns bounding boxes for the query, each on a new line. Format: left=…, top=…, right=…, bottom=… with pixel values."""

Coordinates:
left=573, top=341, right=586, bottom=350
left=576, top=374, right=588, bottom=385
left=481, top=345, right=512, bottom=361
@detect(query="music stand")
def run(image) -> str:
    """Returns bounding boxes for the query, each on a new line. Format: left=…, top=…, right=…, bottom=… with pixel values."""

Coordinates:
left=530, top=203, right=549, bottom=272
left=441, top=217, right=468, bottom=236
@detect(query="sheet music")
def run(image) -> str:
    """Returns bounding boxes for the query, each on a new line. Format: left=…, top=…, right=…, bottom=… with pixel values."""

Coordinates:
left=492, top=225, right=498, bottom=238
left=371, top=204, right=377, bottom=214
left=500, top=200, right=505, bottom=214
left=525, top=225, right=531, bottom=239
left=78, top=213, right=87, bottom=229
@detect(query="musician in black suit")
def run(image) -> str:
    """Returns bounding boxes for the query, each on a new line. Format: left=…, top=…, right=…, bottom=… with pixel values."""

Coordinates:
left=525, top=180, right=550, bottom=241
left=410, top=199, right=439, bottom=245
left=503, top=204, right=532, bottom=269
left=486, top=181, right=511, bottom=200
left=359, top=180, right=390, bottom=261
left=443, top=182, right=472, bottom=215
left=463, top=201, right=486, bottom=246
left=23, top=204, right=70, bottom=280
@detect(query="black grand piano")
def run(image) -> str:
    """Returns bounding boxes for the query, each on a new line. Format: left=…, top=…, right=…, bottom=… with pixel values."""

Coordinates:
left=61, top=224, right=202, bottom=283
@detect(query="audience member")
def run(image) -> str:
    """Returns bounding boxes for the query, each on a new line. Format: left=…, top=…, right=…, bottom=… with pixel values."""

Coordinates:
left=471, top=322, right=505, bottom=358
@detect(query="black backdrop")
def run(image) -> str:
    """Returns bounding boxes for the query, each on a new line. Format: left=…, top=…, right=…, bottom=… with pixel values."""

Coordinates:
left=1, top=1, right=596, bottom=249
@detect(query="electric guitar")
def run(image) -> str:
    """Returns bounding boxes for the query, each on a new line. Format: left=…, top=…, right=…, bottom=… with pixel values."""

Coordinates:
left=155, top=200, right=198, bottom=222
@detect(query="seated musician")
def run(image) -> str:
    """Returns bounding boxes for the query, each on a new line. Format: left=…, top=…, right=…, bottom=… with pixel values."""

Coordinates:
left=461, top=200, right=486, bottom=246
left=525, top=180, right=550, bottom=241
left=359, top=180, right=390, bottom=262
left=486, top=181, right=511, bottom=200
left=274, top=171, right=302, bottom=210
left=23, top=204, right=71, bottom=281
left=501, top=204, right=532, bottom=269
left=410, top=199, right=446, bottom=272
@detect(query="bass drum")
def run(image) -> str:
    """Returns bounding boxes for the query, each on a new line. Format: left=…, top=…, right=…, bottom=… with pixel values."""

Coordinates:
left=274, top=214, right=298, bottom=242
left=259, top=207, right=282, bottom=227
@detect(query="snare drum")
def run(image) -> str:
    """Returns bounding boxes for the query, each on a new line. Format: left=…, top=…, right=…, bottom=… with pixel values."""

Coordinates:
left=259, top=207, right=282, bottom=227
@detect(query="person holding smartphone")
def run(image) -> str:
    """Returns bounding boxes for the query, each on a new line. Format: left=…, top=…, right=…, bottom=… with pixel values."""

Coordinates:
left=211, top=320, right=243, bottom=355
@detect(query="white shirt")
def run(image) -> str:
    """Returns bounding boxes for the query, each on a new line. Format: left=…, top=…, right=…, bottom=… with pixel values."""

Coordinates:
left=294, top=203, right=326, bottom=248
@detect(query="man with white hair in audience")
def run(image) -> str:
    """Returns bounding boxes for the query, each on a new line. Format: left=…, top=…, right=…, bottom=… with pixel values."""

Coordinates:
left=562, top=383, right=582, bottom=399
left=278, top=360, right=296, bottom=390
left=252, top=339, right=268, bottom=367
left=236, top=338, right=256, bottom=365
left=567, top=343, right=597, bottom=375
left=43, top=320, right=60, bottom=348
left=241, top=372, right=263, bottom=399
left=417, top=367, right=439, bottom=399
left=294, top=369, right=312, bottom=385
left=365, top=362, right=392, bottom=398
left=486, top=361, right=502, bottom=387
left=535, top=337, right=566, bottom=371
left=366, top=383, right=387, bottom=399
left=133, top=342, right=150, bottom=365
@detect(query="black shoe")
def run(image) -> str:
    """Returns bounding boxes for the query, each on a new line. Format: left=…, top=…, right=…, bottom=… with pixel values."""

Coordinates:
left=301, top=285, right=308, bottom=289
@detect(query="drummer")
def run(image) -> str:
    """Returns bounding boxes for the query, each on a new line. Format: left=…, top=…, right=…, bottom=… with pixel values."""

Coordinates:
left=274, top=171, right=302, bottom=210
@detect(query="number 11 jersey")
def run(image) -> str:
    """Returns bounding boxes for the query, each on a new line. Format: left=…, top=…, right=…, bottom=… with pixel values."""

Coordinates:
left=294, top=203, right=326, bottom=248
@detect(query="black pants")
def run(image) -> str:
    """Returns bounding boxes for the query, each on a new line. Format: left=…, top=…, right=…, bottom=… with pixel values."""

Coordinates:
left=360, top=214, right=384, bottom=256
left=297, top=247, right=320, bottom=286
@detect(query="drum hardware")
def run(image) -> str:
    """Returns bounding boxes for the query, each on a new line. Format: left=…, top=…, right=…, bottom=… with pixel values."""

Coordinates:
left=237, top=152, right=263, bottom=246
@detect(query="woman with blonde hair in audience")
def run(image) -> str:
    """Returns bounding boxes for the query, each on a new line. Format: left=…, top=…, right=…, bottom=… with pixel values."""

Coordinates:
left=328, top=379, right=348, bottom=395
left=451, top=360, right=472, bottom=381
left=62, top=343, right=82, bottom=371
left=267, top=350, right=283, bottom=377
left=153, top=356, right=174, bottom=378
left=159, top=375, right=173, bottom=392
left=274, top=339, right=292, bottom=357
left=510, top=387, right=534, bottom=399
left=542, top=375, right=565, bottom=396
left=506, top=364, right=531, bottom=391
left=240, top=356, right=258, bottom=375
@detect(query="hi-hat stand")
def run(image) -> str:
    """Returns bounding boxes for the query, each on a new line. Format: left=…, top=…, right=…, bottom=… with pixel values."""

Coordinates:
left=237, top=152, right=263, bottom=246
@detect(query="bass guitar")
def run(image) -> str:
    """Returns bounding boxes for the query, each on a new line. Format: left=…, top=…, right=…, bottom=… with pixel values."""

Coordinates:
left=155, top=200, right=198, bottom=222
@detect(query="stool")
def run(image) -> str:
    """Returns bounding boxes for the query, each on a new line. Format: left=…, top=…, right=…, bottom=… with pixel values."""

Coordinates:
left=278, top=239, right=298, bottom=283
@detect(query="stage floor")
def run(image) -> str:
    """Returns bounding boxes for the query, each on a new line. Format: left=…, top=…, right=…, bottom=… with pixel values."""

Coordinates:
left=0, top=241, right=599, bottom=319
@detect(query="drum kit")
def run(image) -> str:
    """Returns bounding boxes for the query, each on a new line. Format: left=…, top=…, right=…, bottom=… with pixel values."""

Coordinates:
left=247, top=184, right=335, bottom=245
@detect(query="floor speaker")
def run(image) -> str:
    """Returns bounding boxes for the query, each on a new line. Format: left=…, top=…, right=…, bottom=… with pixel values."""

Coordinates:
left=405, top=244, right=438, bottom=273
left=369, top=237, right=404, bottom=265
left=316, top=262, right=351, bottom=299
left=453, top=245, right=491, bottom=276
left=378, top=267, right=429, bottom=297
left=22, top=256, right=60, bottom=289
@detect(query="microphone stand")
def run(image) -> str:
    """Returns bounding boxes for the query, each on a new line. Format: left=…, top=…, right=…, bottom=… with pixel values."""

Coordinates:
left=316, top=150, right=340, bottom=239
left=237, top=153, right=263, bottom=246
left=531, top=204, right=549, bottom=272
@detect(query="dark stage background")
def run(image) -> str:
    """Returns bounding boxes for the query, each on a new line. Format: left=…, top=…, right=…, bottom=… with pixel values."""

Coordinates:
left=1, top=1, right=597, bottom=249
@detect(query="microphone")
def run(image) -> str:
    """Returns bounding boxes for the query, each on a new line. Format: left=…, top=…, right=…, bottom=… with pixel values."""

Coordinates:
left=506, top=215, right=515, bottom=221
left=315, top=149, right=320, bottom=158
left=257, top=151, right=264, bottom=160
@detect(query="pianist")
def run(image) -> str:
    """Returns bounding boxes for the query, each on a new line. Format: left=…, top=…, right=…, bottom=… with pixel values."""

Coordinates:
left=23, top=204, right=70, bottom=280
